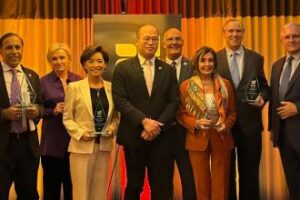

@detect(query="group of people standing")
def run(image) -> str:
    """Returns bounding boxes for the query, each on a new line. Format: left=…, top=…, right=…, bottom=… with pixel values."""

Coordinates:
left=0, top=18, right=299, bottom=200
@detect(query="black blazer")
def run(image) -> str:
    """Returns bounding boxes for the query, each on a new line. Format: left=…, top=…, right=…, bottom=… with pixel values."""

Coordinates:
left=216, top=47, right=270, bottom=136
left=269, top=57, right=300, bottom=148
left=112, top=56, right=179, bottom=147
left=0, top=63, right=41, bottom=158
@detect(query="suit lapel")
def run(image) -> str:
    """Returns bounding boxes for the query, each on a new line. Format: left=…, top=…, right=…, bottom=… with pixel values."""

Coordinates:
left=151, top=58, right=164, bottom=96
left=79, top=78, right=93, bottom=118
left=287, top=61, right=300, bottom=93
left=0, top=63, right=10, bottom=106
left=179, top=57, right=190, bottom=84
left=239, top=49, right=252, bottom=88
left=132, top=57, right=149, bottom=97
left=274, top=58, right=286, bottom=99
left=219, top=49, right=233, bottom=84
left=103, top=80, right=113, bottom=117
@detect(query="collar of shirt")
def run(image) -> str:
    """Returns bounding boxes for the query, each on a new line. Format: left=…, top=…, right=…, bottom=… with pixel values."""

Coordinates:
left=1, top=61, right=23, bottom=73
left=165, top=55, right=182, bottom=66
left=225, top=46, right=244, bottom=59
left=138, top=54, right=155, bottom=68
left=283, top=51, right=300, bottom=80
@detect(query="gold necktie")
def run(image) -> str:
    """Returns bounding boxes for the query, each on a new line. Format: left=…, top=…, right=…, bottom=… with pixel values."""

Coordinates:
left=144, top=60, right=153, bottom=95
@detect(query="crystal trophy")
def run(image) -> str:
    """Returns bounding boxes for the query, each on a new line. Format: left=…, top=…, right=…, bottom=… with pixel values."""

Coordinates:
left=17, top=74, right=38, bottom=130
left=19, top=74, right=38, bottom=109
left=243, top=75, right=261, bottom=103
left=93, top=100, right=110, bottom=137
left=203, top=95, right=220, bottom=128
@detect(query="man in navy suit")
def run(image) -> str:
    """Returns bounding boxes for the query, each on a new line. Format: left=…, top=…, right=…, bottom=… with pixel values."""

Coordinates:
left=216, top=19, right=270, bottom=200
left=269, top=23, right=300, bottom=200
left=163, top=27, right=196, bottom=200
left=112, top=24, right=179, bottom=200
left=0, top=32, right=41, bottom=199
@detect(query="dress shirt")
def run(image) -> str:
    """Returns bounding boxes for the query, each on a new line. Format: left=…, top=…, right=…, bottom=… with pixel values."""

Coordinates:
left=226, top=46, right=244, bottom=80
left=138, top=54, right=155, bottom=79
left=40, top=71, right=81, bottom=157
left=1, top=61, right=28, bottom=104
left=166, top=56, right=182, bottom=81
left=280, top=52, right=300, bottom=84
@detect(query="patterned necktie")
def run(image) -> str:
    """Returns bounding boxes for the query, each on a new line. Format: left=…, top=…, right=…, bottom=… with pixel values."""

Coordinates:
left=144, top=60, right=153, bottom=95
left=230, top=52, right=240, bottom=88
left=279, top=56, right=293, bottom=101
left=10, top=68, right=23, bottom=133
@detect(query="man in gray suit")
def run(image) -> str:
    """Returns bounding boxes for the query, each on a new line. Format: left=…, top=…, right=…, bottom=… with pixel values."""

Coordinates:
left=269, top=23, right=300, bottom=200
left=163, top=27, right=196, bottom=200
left=112, top=24, right=179, bottom=200
left=216, top=19, right=270, bottom=200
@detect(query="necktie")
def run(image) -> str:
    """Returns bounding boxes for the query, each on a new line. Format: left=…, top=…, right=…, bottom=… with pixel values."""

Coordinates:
left=10, top=68, right=23, bottom=133
left=279, top=56, right=293, bottom=101
left=144, top=60, right=153, bottom=95
left=171, top=61, right=177, bottom=68
left=230, top=52, right=240, bottom=88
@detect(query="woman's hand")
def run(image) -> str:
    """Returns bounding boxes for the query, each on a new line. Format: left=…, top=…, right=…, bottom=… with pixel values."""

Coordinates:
left=80, top=134, right=94, bottom=141
left=195, top=118, right=212, bottom=130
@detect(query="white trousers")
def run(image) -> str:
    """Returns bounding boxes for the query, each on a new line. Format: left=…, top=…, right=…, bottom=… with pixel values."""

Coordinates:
left=70, top=144, right=110, bottom=200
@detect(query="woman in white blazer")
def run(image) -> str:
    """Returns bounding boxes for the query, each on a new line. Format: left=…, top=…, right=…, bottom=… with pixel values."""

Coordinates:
left=63, top=45, right=119, bottom=200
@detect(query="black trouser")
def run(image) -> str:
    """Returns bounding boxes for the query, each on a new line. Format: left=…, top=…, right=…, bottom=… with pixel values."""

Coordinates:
left=0, top=133, right=39, bottom=200
left=41, top=155, right=72, bottom=200
left=170, top=124, right=196, bottom=200
left=279, top=126, right=300, bottom=200
left=124, top=141, right=173, bottom=200
left=228, top=125, right=262, bottom=200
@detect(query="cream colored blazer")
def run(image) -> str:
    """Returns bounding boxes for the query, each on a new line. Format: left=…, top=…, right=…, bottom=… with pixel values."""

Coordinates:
left=63, top=78, right=119, bottom=154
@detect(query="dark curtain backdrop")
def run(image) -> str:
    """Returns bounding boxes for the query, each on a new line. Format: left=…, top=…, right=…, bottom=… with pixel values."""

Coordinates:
left=1, top=0, right=300, bottom=199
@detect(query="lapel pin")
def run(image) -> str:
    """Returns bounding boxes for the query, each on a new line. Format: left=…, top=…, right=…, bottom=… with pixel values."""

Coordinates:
left=158, top=66, right=162, bottom=70
left=183, top=61, right=188, bottom=66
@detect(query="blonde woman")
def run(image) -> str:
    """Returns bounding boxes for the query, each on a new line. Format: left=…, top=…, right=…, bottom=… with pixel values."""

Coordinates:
left=40, top=43, right=81, bottom=200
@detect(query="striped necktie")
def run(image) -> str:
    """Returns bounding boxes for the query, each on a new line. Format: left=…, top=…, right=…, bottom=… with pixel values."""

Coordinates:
left=279, top=56, right=293, bottom=101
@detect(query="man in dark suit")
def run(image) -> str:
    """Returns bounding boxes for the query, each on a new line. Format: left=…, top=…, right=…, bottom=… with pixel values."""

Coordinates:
left=163, top=27, right=196, bottom=200
left=0, top=32, right=41, bottom=199
left=269, top=22, right=300, bottom=200
left=216, top=19, right=270, bottom=200
left=112, top=24, right=179, bottom=200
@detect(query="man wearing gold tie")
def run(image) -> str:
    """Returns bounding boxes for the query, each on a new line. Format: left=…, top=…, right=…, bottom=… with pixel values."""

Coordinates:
left=112, top=24, right=179, bottom=200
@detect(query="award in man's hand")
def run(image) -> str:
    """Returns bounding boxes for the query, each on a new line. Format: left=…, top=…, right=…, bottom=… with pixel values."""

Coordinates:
left=243, top=75, right=261, bottom=103
left=19, top=74, right=38, bottom=110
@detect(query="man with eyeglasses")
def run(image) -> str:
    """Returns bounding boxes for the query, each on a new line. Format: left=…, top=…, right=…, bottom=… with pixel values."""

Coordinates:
left=163, top=27, right=196, bottom=200
left=112, top=24, right=179, bottom=200
left=269, top=22, right=300, bottom=200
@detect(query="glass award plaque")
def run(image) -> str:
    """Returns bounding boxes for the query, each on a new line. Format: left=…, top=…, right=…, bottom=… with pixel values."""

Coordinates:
left=92, top=100, right=110, bottom=137
left=19, top=74, right=38, bottom=110
left=203, top=95, right=219, bottom=128
left=243, top=75, right=261, bottom=103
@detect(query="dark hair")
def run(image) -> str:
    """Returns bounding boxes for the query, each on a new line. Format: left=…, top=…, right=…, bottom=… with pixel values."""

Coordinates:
left=80, top=44, right=109, bottom=67
left=0, top=32, right=24, bottom=48
left=192, top=46, right=217, bottom=75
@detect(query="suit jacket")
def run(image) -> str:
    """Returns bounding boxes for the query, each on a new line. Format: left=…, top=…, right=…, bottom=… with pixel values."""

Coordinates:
left=269, top=57, right=300, bottom=148
left=112, top=56, right=179, bottom=147
left=0, top=63, right=41, bottom=158
left=216, top=47, right=270, bottom=136
left=178, top=57, right=193, bottom=85
left=177, top=78, right=236, bottom=151
left=63, top=78, right=119, bottom=154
